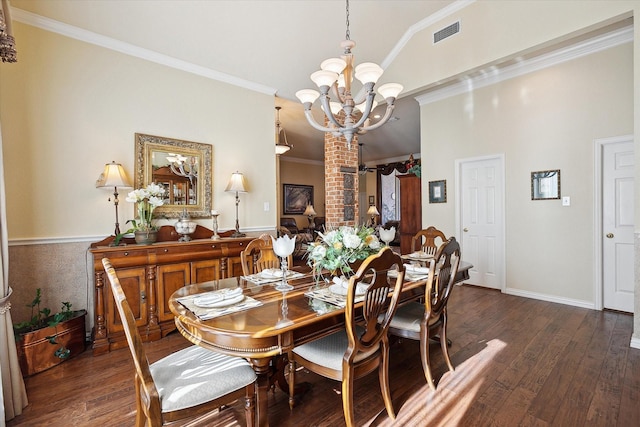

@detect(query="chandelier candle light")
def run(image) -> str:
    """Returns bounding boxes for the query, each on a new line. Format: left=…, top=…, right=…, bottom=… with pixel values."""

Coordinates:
left=296, top=0, right=403, bottom=148
left=95, top=161, right=132, bottom=236
left=166, top=153, right=198, bottom=185
left=225, top=172, right=248, bottom=238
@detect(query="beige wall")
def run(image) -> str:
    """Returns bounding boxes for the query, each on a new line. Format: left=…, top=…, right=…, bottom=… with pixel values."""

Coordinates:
left=0, top=22, right=276, bottom=323
left=279, top=158, right=324, bottom=231
left=421, top=43, right=632, bottom=304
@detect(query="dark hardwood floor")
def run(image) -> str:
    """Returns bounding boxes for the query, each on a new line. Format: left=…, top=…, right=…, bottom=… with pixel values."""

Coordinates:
left=7, top=284, right=640, bottom=427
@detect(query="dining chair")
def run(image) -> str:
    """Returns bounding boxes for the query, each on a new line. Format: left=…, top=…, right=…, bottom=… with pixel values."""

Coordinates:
left=410, top=226, right=447, bottom=256
left=102, top=258, right=257, bottom=427
left=288, top=247, right=405, bottom=427
left=387, top=237, right=461, bottom=390
left=240, top=233, right=291, bottom=276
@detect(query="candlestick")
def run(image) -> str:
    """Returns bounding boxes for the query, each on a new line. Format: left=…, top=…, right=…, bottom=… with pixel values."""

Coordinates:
left=211, top=210, right=220, bottom=240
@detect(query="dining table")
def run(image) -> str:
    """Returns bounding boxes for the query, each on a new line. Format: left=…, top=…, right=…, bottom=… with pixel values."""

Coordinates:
left=169, top=261, right=472, bottom=426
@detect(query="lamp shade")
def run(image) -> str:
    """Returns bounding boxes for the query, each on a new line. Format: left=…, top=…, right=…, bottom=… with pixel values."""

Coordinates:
left=225, top=172, right=248, bottom=193
left=303, top=205, right=317, bottom=217
left=367, top=205, right=380, bottom=216
left=96, top=161, right=132, bottom=189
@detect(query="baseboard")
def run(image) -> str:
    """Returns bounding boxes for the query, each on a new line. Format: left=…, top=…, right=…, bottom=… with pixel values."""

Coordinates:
left=630, top=336, right=640, bottom=349
left=504, top=287, right=595, bottom=310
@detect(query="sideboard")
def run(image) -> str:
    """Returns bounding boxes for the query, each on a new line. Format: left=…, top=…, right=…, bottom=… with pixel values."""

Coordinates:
left=89, top=225, right=252, bottom=355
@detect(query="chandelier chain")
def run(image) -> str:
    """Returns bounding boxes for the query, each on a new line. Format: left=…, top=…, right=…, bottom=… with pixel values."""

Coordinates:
left=345, top=0, right=350, bottom=41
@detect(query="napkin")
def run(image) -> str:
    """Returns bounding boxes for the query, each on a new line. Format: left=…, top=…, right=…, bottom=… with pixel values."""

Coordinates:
left=404, top=264, right=431, bottom=274
left=261, top=268, right=285, bottom=278
left=332, top=276, right=349, bottom=289
left=193, top=287, right=243, bottom=305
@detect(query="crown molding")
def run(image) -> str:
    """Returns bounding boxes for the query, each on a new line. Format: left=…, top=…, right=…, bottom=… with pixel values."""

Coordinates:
left=11, top=8, right=277, bottom=96
left=416, top=25, right=633, bottom=106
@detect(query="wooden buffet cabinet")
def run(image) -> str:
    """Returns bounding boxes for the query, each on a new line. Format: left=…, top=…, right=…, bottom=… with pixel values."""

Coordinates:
left=89, top=226, right=252, bottom=355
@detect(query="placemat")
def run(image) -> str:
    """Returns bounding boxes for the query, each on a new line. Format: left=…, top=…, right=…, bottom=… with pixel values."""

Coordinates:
left=177, top=290, right=263, bottom=320
left=242, top=270, right=305, bottom=285
left=304, top=287, right=365, bottom=308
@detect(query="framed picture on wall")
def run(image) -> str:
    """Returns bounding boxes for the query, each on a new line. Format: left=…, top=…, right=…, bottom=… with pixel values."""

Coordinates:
left=429, top=180, right=447, bottom=203
left=283, top=184, right=314, bottom=215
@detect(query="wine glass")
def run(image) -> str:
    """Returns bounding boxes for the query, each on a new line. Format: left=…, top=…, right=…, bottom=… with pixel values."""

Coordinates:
left=271, top=235, right=296, bottom=291
left=379, top=226, right=396, bottom=247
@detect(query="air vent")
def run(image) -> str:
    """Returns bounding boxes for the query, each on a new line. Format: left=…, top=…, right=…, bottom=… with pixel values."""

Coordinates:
left=433, top=21, right=460, bottom=44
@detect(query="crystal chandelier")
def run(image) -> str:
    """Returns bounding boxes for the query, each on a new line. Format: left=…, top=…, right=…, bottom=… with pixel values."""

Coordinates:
left=296, top=0, right=403, bottom=148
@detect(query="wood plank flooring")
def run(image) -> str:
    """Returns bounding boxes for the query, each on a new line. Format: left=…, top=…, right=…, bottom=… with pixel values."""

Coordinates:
left=7, top=284, right=640, bottom=427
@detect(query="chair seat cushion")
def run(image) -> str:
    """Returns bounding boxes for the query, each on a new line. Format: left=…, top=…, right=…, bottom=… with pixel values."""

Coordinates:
left=388, top=302, right=440, bottom=333
left=293, top=327, right=379, bottom=373
left=150, top=345, right=256, bottom=413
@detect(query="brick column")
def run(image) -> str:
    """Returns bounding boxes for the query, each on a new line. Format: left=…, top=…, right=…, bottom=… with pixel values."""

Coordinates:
left=324, top=130, right=359, bottom=229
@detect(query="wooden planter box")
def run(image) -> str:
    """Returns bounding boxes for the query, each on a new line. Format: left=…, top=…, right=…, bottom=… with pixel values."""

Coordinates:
left=16, top=310, right=87, bottom=376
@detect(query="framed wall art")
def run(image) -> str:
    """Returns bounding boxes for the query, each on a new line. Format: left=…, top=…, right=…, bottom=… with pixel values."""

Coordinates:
left=283, top=184, right=314, bottom=215
left=531, top=170, right=560, bottom=200
left=429, top=180, right=447, bottom=203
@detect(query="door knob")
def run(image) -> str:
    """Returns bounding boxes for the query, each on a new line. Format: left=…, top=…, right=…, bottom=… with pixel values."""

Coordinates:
left=463, top=228, right=469, bottom=232
left=606, top=233, right=614, bottom=238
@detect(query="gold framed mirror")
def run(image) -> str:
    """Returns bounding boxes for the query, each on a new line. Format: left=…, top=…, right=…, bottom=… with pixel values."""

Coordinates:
left=134, top=133, right=212, bottom=218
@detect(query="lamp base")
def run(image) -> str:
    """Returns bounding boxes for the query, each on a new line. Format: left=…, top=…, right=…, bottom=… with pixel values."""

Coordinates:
left=231, top=231, right=246, bottom=238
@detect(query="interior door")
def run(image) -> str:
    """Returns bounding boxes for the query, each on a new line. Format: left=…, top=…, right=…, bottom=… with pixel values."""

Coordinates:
left=459, top=156, right=504, bottom=290
left=603, top=140, right=634, bottom=312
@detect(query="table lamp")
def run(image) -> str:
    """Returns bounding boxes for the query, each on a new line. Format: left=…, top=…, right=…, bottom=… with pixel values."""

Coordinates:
left=303, top=204, right=317, bottom=230
left=367, top=205, right=380, bottom=226
left=225, top=171, right=248, bottom=237
left=96, top=161, right=132, bottom=236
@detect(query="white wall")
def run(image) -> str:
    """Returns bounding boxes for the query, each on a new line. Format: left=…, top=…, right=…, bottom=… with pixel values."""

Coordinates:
left=420, top=42, right=632, bottom=305
left=0, top=22, right=276, bottom=322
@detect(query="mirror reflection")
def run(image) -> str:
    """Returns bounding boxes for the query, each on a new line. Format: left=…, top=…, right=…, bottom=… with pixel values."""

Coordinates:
left=135, top=133, right=213, bottom=218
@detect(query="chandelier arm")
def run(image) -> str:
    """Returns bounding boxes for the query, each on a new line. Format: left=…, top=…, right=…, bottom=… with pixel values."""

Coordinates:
left=329, top=83, right=347, bottom=104
left=359, top=104, right=396, bottom=132
left=351, top=85, right=368, bottom=105
left=302, top=109, right=336, bottom=133
left=318, top=94, right=345, bottom=129
left=348, top=90, right=377, bottom=130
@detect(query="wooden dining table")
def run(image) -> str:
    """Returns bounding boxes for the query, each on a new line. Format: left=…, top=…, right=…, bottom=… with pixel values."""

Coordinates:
left=169, top=261, right=472, bottom=426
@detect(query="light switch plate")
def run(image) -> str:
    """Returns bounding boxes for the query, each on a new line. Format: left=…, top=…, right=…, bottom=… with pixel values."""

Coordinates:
left=562, top=196, right=570, bottom=206
left=263, top=202, right=270, bottom=211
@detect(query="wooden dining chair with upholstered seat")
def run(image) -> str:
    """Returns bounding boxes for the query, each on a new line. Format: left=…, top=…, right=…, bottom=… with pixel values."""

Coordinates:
left=240, top=233, right=292, bottom=276
left=287, top=247, right=405, bottom=427
left=410, top=226, right=447, bottom=256
left=387, top=237, right=461, bottom=391
left=102, top=258, right=257, bottom=427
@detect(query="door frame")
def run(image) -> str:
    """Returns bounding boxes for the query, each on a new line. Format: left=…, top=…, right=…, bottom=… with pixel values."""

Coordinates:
left=593, top=134, right=633, bottom=310
left=454, top=154, right=506, bottom=292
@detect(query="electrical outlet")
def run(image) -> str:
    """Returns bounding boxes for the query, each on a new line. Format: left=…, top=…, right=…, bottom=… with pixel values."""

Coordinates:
left=264, top=202, right=270, bottom=212
left=562, top=196, right=570, bottom=206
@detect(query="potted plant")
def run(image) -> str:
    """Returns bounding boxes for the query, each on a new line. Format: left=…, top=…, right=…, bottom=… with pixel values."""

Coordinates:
left=119, top=183, right=166, bottom=245
left=13, top=288, right=87, bottom=376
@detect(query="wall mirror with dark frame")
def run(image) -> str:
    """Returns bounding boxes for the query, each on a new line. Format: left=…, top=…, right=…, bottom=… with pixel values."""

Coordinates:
left=531, top=169, right=561, bottom=200
left=134, top=133, right=213, bottom=218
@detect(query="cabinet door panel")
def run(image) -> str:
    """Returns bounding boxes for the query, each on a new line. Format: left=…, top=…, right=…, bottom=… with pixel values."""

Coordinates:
left=191, top=259, right=221, bottom=283
left=156, top=263, right=190, bottom=322
left=106, top=267, right=147, bottom=333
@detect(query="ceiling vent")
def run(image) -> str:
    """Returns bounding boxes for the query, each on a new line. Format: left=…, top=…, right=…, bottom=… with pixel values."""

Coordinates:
left=433, top=21, right=460, bottom=44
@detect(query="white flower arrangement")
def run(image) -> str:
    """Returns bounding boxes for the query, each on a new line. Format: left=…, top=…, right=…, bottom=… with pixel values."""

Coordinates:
left=306, top=225, right=381, bottom=276
left=124, top=183, right=166, bottom=232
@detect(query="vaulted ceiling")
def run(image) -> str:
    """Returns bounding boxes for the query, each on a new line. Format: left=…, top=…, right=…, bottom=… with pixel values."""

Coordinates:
left=10, top=0, right=627, bottom=164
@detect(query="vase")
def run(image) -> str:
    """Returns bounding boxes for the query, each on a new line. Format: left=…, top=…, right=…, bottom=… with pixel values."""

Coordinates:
left=134, top=230, right=158, bottom=245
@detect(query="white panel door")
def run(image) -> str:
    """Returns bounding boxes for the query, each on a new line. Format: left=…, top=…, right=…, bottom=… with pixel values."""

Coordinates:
left=460, top=157, right=504, bottom=289
left=603, top=140, right=634, bottom=312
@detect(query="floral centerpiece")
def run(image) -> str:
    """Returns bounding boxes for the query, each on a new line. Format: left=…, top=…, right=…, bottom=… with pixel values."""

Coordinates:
left=306, top=225, right=382, bottom=279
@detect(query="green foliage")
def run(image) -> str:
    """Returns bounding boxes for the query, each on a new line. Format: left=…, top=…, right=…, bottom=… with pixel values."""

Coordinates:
left=13, top=288, right=78, bottom=360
